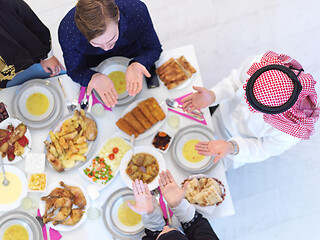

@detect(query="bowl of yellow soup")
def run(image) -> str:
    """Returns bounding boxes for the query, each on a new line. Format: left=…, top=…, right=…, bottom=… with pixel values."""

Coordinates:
left=0, top=165, right=28, bottom=211
left=18, top=85, right=54, bottom=122
left=0, top=211, right=43, bottom=240
left=102, top=188, right=144, bottom=239
left=170, top=124, right=216, bottom=173
left=95, top=56, right=141, bottom=106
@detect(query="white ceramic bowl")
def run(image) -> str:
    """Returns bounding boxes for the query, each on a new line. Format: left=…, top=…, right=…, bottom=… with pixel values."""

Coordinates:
left=150, top=129, right=174, bottom=154
left=120, top=146, right=166, bottom=191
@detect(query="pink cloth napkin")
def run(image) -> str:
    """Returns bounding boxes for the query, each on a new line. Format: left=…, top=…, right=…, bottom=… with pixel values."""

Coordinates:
left=37, top=209, right=62, bottom=240
left=157, top=187, right=173, bottom=219
left=78, top=87, right=112, bottom=111
left=169, top=93, right=207, bottom=125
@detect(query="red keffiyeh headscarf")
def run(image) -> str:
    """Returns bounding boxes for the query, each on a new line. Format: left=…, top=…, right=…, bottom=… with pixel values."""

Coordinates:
left=243, top=51, right=320, bottom=140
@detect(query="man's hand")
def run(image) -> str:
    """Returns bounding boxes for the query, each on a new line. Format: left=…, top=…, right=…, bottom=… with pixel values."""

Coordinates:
left=181, top=86, right=215, bottom=113
left=87, top=73, right=118, bottom=107
left=126, top=62, right=150, bottom=96
left=127, top=179, right=154, bottom=215
left=158, top=170, right=188, bottom=208
left=40, top=56, right=65, bottom=77
left=195, top=140, right=234, bottom=163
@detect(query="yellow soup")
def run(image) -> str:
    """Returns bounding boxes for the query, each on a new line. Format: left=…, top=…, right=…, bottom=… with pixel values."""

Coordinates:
left=117, top=201, right=141, bottom=227
left=108, top=71, right=126, bottom=95
left=26, top=92, right=49, bottom=116
left=0, top=172, right=22, bottom=204
left=183, top=139, right=205, bottom=163
left=3, top=224, right=29, bottom=240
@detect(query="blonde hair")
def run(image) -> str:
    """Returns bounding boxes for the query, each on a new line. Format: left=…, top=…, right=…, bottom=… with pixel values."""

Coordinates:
left=75, top=0, right=119, bottom=41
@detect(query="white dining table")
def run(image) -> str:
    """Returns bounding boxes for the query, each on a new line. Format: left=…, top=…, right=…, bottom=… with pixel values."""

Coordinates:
left=0, top=45, right=234, bottom=239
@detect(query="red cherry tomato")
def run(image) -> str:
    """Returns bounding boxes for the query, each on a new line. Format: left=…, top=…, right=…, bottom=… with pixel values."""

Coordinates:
left=108, top=153, right=115, bottom=160
left=112, top=148, right=119, bottom=154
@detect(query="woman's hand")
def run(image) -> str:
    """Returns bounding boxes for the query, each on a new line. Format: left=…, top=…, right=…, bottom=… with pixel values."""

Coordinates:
left=158, top=170, right=188, bottom=208
left=126, top=62, right=151, bottom=96
left=127, top=179, right=154, bottom=215
left=181, top=86, right=215, bottom=113
left=40, top=56, right=65, bottom=77
left=87, top=73, right=118, bottom=107
left=195, top=140, right=234, bottom=163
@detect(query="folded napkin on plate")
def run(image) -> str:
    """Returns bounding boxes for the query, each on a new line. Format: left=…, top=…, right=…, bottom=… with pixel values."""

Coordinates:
left=169, top=93, right=207, bottom=125
left=78, top=87, right=112, bottom=111
left=37, top=209, right=62, bottom=240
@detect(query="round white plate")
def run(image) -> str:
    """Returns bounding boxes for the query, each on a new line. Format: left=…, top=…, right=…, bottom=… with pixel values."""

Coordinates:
left=95, top=56, right=140, bottom=106
left=155, top=54, right=197, bottom=90
left=102, top=188, right=144, bottom=240
left=45, top=111, right=97, bottom=172
left=111, top=194, right=143, bottom=234
left=12, top=79, right=65, bottom=130
left=120, top=146, right=166, bottom=191
left=0, top=118, right=32, bottom=164
left=0, top=165, right=28, bottom=211
left=0, top=211, right=43, bottom=240
left=79, top=133, right=131, bottom=191
left=171, top=125, right=216, bottom=174
left=176, top=132, right=212, bottom=170
left=39, top=179, right=89, bottom=232
left=18, top=85, right=54, bottom=122
left=117, top=97, right=168, bottom=141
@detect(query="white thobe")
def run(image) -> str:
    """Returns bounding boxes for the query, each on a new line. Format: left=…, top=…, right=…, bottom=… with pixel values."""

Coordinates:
left=210, top=55, right=300, bottom=170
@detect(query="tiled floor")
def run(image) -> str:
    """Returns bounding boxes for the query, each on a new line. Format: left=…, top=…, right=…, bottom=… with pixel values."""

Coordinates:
left=25, top=0, right=320, bottom=239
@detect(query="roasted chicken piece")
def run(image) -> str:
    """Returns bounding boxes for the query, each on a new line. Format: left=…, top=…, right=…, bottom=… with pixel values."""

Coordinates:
left=41, top=197, right=57, bottom=218
left=41, top=187, right=73, bottom=201
left=60, top=181, right=87, bottom=209
left=46, top=152, right=64, bottom=172
left=48, top=197, right=73, bottom=216
left=83, top=115, right=97, bottom=141
left=44, top=206, right=72, bottom=224
left=57, top=208, right=84, bottom=226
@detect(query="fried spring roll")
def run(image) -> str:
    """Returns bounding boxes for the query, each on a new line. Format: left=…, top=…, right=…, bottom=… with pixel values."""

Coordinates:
left=132, top=107, right=153, bottom=130
left=123, top=112, right=146, bottom=134
left=116, top=118, right=139, bottom=138
left=145, top=97, right=166, bottom=121
left=137, top=101, right=158, bottom=124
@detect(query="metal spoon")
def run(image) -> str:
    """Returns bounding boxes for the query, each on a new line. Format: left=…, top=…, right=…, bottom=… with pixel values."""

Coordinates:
left=80, top=94, right=89, bottom=110
left=166, top=99, right=204, bottom=121
left=0, top=155, right=9, bottom=186
left=166, top=98, right=203, bottom=116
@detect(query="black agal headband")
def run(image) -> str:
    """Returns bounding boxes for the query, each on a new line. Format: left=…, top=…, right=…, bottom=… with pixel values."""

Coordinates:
left=245, top=64, right=303, bottom=114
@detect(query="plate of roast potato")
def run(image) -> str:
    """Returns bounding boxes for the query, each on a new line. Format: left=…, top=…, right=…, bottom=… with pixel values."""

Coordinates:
left=116, top=97, right=167, bottom=140
left=0, top=118, right=31, bottom=164
left=120, top=145, right=166, bottom=191
left=44, top=110, right=98, bottom=172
